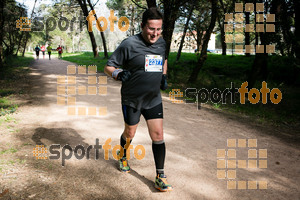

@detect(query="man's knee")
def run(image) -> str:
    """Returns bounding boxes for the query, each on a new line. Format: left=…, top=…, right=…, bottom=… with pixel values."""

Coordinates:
left=123, top=126, right=136, bottom=139
left=150, top=130, right=164, bottom=141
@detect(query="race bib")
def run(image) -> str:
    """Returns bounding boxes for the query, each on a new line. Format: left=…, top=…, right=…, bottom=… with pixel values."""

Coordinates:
left=145, top=55, right=163, bottom=72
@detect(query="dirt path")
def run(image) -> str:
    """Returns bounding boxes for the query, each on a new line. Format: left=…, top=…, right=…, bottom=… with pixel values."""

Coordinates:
left=0, top=57, right=299, bottom=199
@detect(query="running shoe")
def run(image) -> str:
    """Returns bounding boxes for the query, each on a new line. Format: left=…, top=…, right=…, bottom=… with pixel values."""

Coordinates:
left=155, top=174, right=173, bottom=192
left=117, top=151, right=130, bottom=173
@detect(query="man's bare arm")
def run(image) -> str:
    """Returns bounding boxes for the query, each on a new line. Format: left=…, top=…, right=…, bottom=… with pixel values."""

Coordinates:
left=105, top=65, right=131, bottom=81
left=104, top=65, right=116, bottom=77
left=163, top=59, right=168, bottom=75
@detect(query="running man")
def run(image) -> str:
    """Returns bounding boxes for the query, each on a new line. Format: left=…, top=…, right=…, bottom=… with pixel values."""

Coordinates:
left=104, top=7, right=171, bottom=192
left=34, top=45, right=41, bottom=60
left=41, top=44, right=46, bottom=59
left=57, top=45, right=63, bottom=59
left=47, top=44, right=52, bottom=60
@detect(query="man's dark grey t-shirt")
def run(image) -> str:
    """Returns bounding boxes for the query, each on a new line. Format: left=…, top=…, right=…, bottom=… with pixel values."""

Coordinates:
left=107, top=33, right=166, bottom=110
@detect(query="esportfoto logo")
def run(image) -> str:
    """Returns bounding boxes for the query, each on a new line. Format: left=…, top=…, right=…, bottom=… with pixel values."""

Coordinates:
left=169, top=81, right=282, bottom=108
left=16, top=9, right=130, bottom=32
left=57, top=65, right=108, bottom=116
left=217, top=139, right=268, bottom=190
left=225, top=3, right=276, bottom=54
left=33, top=138, right=145, bottom=166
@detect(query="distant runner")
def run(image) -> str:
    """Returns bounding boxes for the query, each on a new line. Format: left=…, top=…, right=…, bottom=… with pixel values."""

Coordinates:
left=57, top=45, right=63, bottom=59
left=34, top=45, right=41, bottom=60
left=47, top=44, right=52, bottom=60
left=41, top=45, right=46, bottom=59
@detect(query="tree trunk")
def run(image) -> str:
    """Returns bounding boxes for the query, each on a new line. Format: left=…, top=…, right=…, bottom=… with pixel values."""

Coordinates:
left=162, top=1, right=182, bottom=79
left=100, top=32, right=108, bottom=58
left=146, top=0, right=157, bottom=8
left=162, top=0, right=182, bottom=59
left=15, top=22, right=24, bottom=56
left=0, top=0, right=5, bottom=68
left=189, top=26, right=202, bottom=54
left=247, top=0, right=268, bottom=89
left=77, top=0, right=98, bottom=58
left=87, top=0, right=107, bottom=58
left=22, top=34, right=29, bottom=57
left=248, top=53, right=268, bottom=89
left=218, top=15, right=226, bottom=55
left=196, top=27, right=203, bottom=53
left=176, top=5, right=194, bottom=62
left=188, top=0, right=217, bottom=83
left=78, top=33, right=81, bottom=52
left=279, top=0, right=293, bottom=57
left=131, top=6, right=135, bottom=36
left=293, top=0, right=300, bottom=62
left=245, top=7, right=250, bottom=57
left=15, top=32, right=23, bottom=56
left=218, top=0, right=226, bottom=55
left=22, top=0, right=37, bottom=57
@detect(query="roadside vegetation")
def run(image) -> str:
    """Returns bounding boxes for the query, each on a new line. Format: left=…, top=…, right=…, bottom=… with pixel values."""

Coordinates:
left=0, top=53, right=33, bottom=118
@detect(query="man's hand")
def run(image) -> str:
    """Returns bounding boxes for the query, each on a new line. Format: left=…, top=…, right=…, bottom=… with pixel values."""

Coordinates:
left=117, top=70, right=131, bottom=81
left=112, top=69, right=131, bottom=81
left=160, top=74, right=168, bottom=90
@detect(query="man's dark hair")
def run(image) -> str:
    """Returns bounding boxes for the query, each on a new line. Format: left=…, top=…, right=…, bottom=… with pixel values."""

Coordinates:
left=142, top=7, right=163, bottom=28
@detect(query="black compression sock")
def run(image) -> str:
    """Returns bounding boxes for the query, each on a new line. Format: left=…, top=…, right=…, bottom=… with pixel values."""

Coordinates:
left=120, top=134, right=132, bottom=158
left=152, top=140, right=166, bottom=176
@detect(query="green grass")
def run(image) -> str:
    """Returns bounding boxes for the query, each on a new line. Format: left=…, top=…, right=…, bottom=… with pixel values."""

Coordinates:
left=0, top=54, right=33, bottom=117
left=168, top=53, right=255, bottom=88
left=0, top=97, right=18, bottom=116
left=0, top=158, right=25, bottom=174
left=0, top=97, right=11, bottom=109
left=0, top=54, right=33, bottom=80
left=0, top=147, right=18, bottom=155
left=60, top=51, right=299, bottom=126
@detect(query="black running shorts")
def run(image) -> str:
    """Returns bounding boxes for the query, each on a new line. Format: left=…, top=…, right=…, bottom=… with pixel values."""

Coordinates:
left=122, top=103, right=163, bottom=125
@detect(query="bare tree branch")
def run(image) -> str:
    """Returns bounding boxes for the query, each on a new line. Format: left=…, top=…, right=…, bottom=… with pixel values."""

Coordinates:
left=131, top=0, right=147, bottom=9
left=188, top=27, right=197, bottom=41
left=93, top=0, right=100, bottom=7
left=218, top=0, right=226, bottom=13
